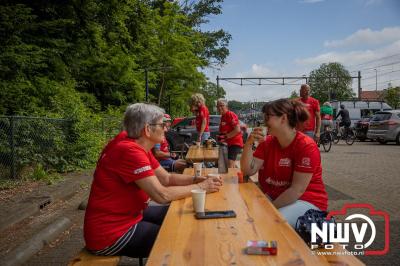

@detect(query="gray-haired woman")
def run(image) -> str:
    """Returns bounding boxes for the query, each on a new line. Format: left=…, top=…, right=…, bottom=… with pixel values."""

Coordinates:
left=84, top=103, right=222, bottom=258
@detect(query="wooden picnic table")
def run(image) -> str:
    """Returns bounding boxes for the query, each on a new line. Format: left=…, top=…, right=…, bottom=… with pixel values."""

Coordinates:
left=147, top=168, right=364, bottom=266
left=185, top=145, right=218, bottom=163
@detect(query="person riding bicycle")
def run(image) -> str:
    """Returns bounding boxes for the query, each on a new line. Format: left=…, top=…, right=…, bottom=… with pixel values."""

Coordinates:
left=320, top=102, right=333, bottom=132
left=335, top=104, right=351, bottom=135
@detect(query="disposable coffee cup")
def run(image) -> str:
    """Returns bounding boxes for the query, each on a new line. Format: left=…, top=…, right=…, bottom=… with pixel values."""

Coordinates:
left=207, top=173, right=221, bottom=180
left=193, top=163, right=202, bottom=178
left=253, top=127, right=266, bottom=147
left=191, top=189, right=206, bottom=213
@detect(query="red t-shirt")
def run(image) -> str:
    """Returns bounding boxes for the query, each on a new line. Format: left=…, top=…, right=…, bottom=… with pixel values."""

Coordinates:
left=196, top=104, right=210, bottom=132
left=84, top=132, right=160, bottom=250
left=219, top=110, right=243, bottom=147
left=253, top=132, right=327, bottom=211
left=299, top=97, right=320, bottom=132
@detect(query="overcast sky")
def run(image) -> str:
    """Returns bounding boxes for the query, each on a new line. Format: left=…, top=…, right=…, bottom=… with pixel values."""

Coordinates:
left=202, top=0, right=400, bottom=102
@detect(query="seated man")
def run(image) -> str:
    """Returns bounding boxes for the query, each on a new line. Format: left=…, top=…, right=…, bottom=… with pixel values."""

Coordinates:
left=153, top=114, right=187, bottom=173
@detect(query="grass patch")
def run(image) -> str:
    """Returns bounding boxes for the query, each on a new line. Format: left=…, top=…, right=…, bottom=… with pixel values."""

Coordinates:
left=0, top=178, right=25, bottom=190
left=31, top=164, right=64, bottom=185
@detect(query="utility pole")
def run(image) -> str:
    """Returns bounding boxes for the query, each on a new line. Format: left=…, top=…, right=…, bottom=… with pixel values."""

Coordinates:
left=145, top=69, right=149, bottom=102
left=374, top=68, right=377, bottom=91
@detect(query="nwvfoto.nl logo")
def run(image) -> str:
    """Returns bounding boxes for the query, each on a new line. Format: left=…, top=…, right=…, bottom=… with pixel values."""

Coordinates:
left=310, top=203, right=390, bottom=256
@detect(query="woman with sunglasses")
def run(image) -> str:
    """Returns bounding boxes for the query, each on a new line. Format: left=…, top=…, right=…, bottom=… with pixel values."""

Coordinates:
left=240, top=98, right=328, bottom=228
left=84, top=103, right=222, bottom=259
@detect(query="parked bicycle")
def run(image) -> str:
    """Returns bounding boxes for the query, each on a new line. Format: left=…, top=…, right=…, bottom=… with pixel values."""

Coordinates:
left=332, top=121, right=355, bottom=145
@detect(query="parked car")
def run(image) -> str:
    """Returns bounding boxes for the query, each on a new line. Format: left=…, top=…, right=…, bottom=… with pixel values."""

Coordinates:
left=367, top=110, right=400, bottom=144
left=171, top=117, right=184, bottom=127
left=166, top=115, right=248, bottom=151
left=354, top=117, right=371, bottom=141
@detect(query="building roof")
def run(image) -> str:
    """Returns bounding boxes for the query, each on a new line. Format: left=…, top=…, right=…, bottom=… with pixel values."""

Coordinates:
left=360, top=90, right=384, bottom=101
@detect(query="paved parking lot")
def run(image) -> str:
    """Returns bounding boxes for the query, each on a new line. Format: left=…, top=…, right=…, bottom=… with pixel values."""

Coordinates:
left=26, top=141, right=399, bottom=265
left=321, top=141, right=399, bottom=265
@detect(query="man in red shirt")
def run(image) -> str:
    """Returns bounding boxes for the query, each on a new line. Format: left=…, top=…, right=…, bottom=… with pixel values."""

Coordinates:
left=299, top=84, right=321, bottom=142
left=191, top=93, right=210, bottom=143
left=216, top=98, right=243, bottom=168
left=153, top=114, right=187, bottom=172
left=240, top=98, right=328, bottom=228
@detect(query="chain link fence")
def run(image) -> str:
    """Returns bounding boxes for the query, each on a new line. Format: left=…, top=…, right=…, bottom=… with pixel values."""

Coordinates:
left=0, top=116, right=122, bottom=179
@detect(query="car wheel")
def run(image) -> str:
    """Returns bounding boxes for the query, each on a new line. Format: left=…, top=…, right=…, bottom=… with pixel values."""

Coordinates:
left=378, top=139, right=387, bottom=145
left=396, top=132, right=400, bottom=145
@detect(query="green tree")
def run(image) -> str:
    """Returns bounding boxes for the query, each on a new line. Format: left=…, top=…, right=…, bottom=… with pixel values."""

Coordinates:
left=308, top=62, right=354, bottom=104
left=180, top=0, right=231, bottom=67
left=199, top=81, right=226, bottom=114
left=289, top=90, right=298, bottom=99
left=228, top=100, right=244, bottom=113
left=384, top=86, right=400, bottom=109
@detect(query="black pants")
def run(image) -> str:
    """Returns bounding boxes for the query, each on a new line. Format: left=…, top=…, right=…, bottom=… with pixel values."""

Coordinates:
left=116, top=205, right=169, bottom=258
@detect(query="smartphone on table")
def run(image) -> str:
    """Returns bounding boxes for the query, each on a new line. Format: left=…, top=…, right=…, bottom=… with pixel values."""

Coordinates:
left=195, top=210, right=236, bottom=219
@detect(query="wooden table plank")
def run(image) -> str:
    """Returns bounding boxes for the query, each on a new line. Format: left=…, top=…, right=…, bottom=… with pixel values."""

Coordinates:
left=203, top=147, right=218, bottom=162
left=316, top=244, right=365, bottom=266
left=185, top=146, right=218, bottom=163
left=147, top=168, right=338, bottom=266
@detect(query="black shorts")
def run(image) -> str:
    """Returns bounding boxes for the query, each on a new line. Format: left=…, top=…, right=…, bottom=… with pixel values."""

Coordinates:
left=339, top=121, right=351, bottom=128
left=228, top=145, right=242, bottom=160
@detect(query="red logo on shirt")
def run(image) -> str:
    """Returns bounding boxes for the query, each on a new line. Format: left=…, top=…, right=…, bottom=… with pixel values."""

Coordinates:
left=301, top=157, right=311, bottom=168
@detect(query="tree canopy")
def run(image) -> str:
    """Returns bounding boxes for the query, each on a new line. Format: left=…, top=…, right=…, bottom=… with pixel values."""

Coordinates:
left=0, top=0, right=231, bottom=177
left=0, top=0, right=229, bottom=117
left=384, top=86, right=400, bottom=109
left=308, top=62, right=354, bottom=104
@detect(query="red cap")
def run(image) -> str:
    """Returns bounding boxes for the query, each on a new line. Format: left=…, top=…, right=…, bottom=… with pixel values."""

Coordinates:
left=163, top=114, right=171, bottom=121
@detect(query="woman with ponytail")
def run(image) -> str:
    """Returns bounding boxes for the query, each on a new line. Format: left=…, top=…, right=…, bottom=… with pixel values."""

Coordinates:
left=240, top=98, right=328, bottom=228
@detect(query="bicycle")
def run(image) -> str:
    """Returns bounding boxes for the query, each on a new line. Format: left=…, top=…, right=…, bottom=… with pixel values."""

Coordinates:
left=318, top=129, right=333, bottom=152
left=332, top=122, right=355, bottom=145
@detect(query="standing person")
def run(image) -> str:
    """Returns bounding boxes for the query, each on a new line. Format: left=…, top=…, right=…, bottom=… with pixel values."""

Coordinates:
left=335, top=104, right=351, bottom=130
left=321, top=102, right=334, bottom=132
left=191, top=93, right=210, bottom=143
left=153, top=114, right=187, bottom=173
left=84, top=103, right=222, bottom=259
left=240, top=98, right=328, bottom=228
left=298, top=84, right=321, bottom=142
left=216, top=98, right=243, bottom=168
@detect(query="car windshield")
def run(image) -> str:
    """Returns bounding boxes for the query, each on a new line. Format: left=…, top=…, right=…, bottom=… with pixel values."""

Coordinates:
left=371, top=113, right=392, bottom=121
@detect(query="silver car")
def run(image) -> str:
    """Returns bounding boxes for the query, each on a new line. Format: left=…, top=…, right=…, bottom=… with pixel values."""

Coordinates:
left=367, top=110, right=400, bottom=144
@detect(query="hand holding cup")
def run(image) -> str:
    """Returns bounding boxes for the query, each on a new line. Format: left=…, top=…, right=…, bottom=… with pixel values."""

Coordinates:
left=249, top=127, right=266, bottom=145
left=198, top=175, right=223, bottom=193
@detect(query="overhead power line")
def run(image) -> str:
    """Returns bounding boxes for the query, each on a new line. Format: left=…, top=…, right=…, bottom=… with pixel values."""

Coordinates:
left=347, top=53, right=400, bottom=69
left=361, top=69, right=400, bottom=80
left=349, top=61, right=400, bottom=73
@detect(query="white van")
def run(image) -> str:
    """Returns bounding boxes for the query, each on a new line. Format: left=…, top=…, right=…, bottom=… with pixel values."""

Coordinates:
left=330, top=101, right=392, bottom=126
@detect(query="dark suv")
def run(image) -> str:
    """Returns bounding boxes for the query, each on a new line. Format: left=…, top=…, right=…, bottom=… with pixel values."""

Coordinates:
left=166, top=115, right=248, bottom=151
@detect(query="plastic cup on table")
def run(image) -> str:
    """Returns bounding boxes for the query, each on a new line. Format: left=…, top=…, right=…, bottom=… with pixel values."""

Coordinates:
left=191, top=189, right=206, bottom=213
